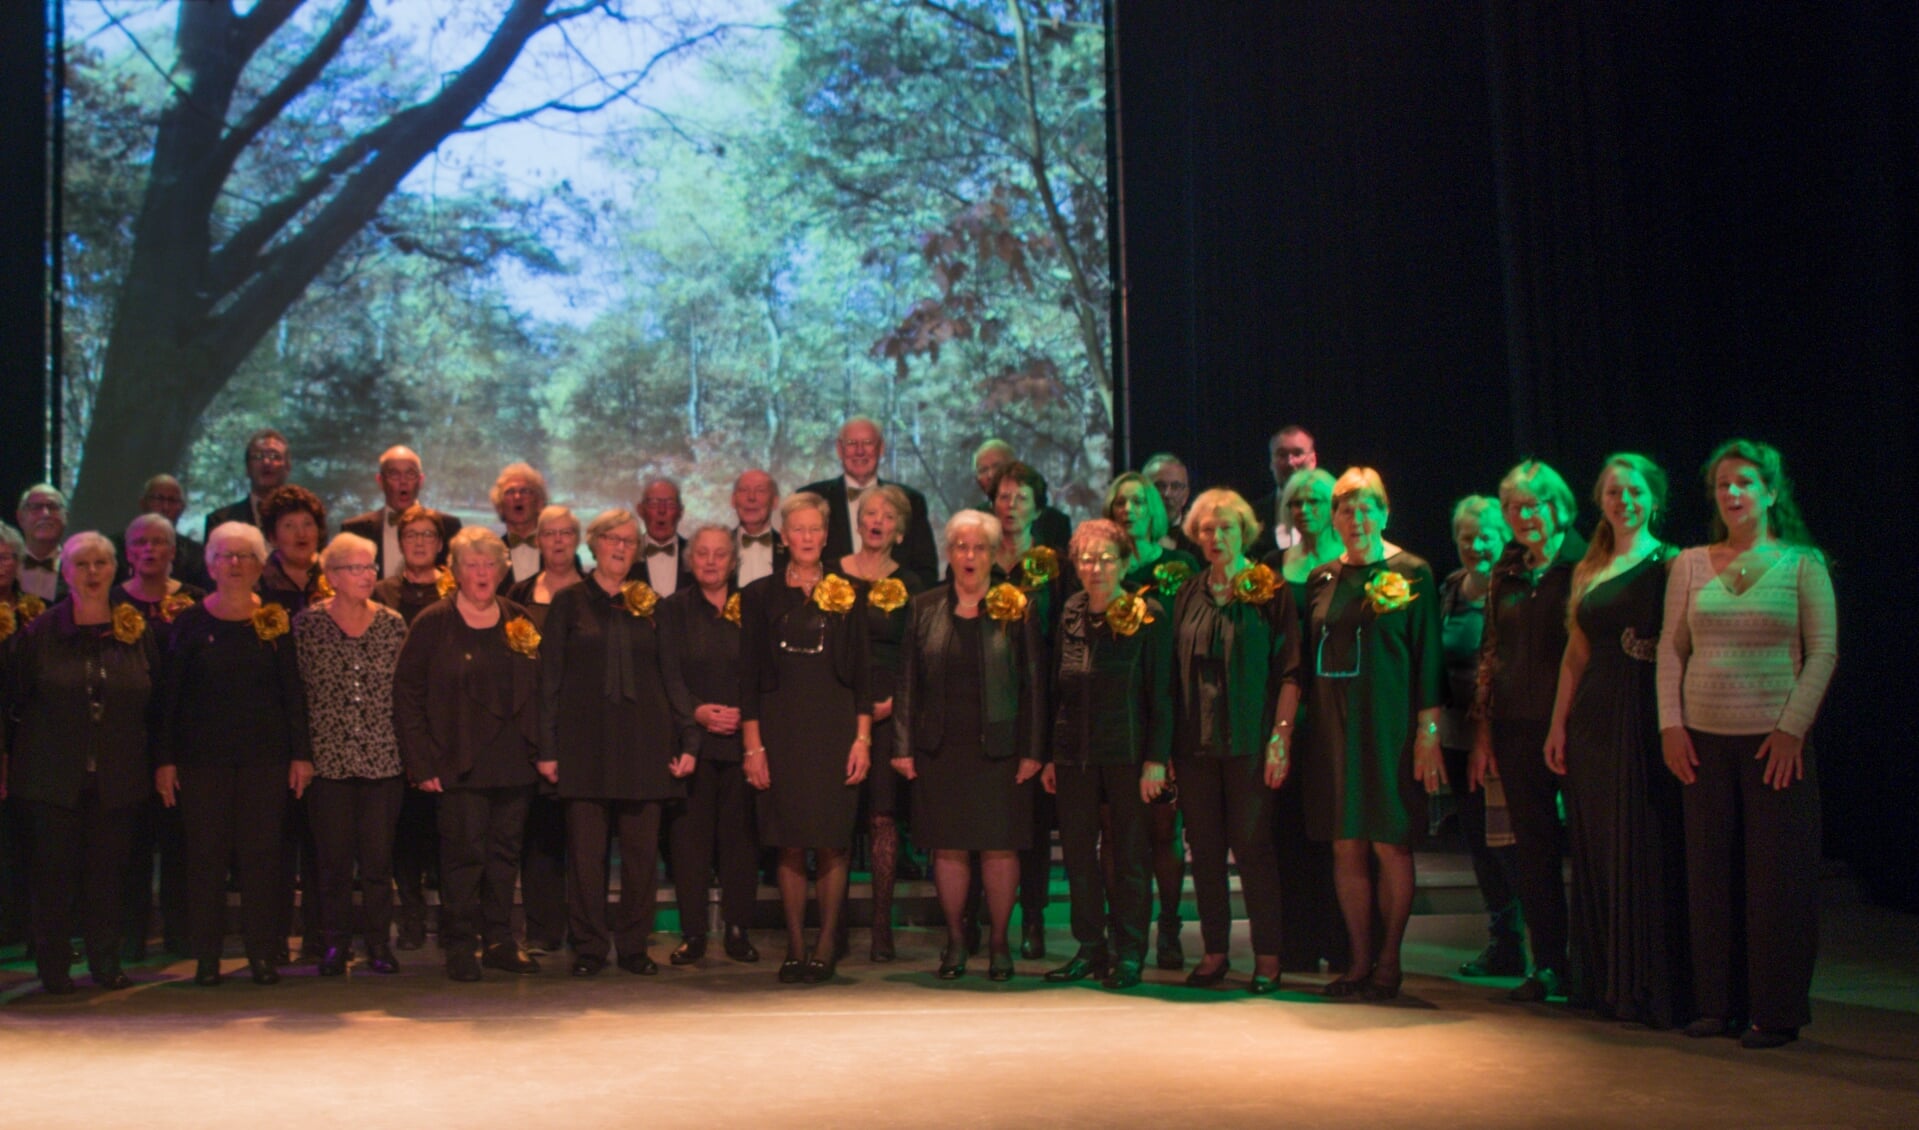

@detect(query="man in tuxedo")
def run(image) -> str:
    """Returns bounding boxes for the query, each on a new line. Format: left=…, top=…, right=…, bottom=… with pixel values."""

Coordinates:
left=630, top=477, right=692, bottom=596
left=1249, top=424, right=1317, bottom=559
left=13, top=484, right=67, bottom=602
left=492, top=463, right=548, bottom=583
left=731, top=469, right=784, bottom=585
left=972, top=437, right=1070, bottom=551
left=203, top=428, right=291, bottom=537
left=800, top=417, right=938, bottom=579
left=341, top=446, right=461, bottom=577
left=116, top=475, right=208, bottom=588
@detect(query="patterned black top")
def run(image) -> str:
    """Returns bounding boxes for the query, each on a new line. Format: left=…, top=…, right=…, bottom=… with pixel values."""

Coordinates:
left=293, top=603, right=407, bottom=779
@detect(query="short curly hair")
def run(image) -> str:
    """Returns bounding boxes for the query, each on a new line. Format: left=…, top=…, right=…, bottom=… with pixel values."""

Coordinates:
left=259, top=484, right=328, bottom=543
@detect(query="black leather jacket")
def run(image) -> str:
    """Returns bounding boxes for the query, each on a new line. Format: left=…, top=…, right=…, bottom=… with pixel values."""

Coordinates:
left=893, top=586, right=1043, bottom=762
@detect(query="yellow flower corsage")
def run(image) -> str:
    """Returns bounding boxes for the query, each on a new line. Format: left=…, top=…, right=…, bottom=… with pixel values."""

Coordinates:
left=1365, top=570, right=1416, bottom=614
left=721, top=592, right=742, bottom=625
left=985, top=582, right=1028, bottom=622
left=621, top=581, right=659, bottom=618
left=312, top=572, right=335, bottom=601
left=436, top=568, right=457, bottom=598
left=252, top=603, right=290, bottom=643
left=111, top=603, right=147, bottom=645
left=868, top=576, right=908, bottom=613
left=1232, top=563, right=1279, bottom=605
left=0, top=602, right=16, bottom=644
left=18, top=593, right=46, bottom=620
left=813, top=573, right=856, bottom=614
left=158, top=593, right=196, bottom=622
left=1105, top=588, right=1154, bottom=637
left=504, top=615, right=541, bottom=658
left=1153, top=560, right=1193, bottom=596
left=1020, top=545, right=1059, bottom=588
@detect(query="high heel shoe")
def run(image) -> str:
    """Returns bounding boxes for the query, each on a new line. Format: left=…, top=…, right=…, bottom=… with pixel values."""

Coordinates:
left=248, top=958, right=281, bottom=986
left=194, top=958, right=223, bottom=987
left=777, top=955, right=805, bottom=984
left=936, top=942, right=967, bottom=981
left=1322, top=970, right=1372, bottom=999
left=1360, top=968, right=1403, bottom=1001
left=802, top=954, right=835, bottom=984
left=1247, top=973, right=1282, bottom=995
left=988, top=948, right=1015, bottom=983
left=1184, top=960, right=1230, bottom=988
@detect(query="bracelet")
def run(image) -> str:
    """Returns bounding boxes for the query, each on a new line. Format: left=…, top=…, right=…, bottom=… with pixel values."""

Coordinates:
left=744, top=746, right=766, bottom=757
left=852, top=735, right=871, bottom=746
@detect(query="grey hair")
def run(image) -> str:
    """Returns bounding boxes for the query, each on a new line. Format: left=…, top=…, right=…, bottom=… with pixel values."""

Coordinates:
left=125, top=513, right=178, bottom=546
left=943, top=509, right=1000, bottom=550
left=0, top=521, right=25, bottom=558
left=448, top=527, right=509, bottom=573
left=686, top=523, right=739, bottom=567
left=207, top=521, right=269, bottom=564
left=60, top=530, right=117, bottom=568
left=584, top=508, right=640, bottom=547
left=535, top=504, right=580, bottom=536
left=16, top=483, right=67, bottom=512
left=321, top=532, right=378, bottom=571
left=779, top=491, right=831, bottom=525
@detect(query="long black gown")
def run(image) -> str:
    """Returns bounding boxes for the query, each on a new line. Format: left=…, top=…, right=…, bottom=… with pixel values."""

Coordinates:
left=1563, top=551, right=1690, bottom=1027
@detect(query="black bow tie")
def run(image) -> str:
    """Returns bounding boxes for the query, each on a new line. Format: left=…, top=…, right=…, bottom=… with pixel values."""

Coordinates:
left=386, top=510, right=406, bottom=527
left=23, top=555, right=55, bottom=572
left=741, top=532, right=775, bottom=548
left=644, top=542, right=676, bottom=558
left=504, top=533, right=534, bottom=549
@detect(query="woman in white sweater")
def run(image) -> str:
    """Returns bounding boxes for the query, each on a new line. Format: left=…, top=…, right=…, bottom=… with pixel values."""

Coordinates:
left=1657, top=439, right=1837, bottom=1050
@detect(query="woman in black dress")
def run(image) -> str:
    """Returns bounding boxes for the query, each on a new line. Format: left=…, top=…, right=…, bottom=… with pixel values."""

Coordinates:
left=1169, top=489, right=1300, bottom=994
left=661, top=526, right=760, bottom=965
left=156, top=521, right=313, bottom=987
left=3, top=533, right=158, bottom=993
left=292, top=533, right=408, bottom=976
left=893, top=509, right=1043, bottom=982
left=1043, top=519, right=1173, bottom=990
left=1106, top=472, right=1196, bottom=969
left=538, top=509, right=693, bottom=977
left=739, top=493, right=873, bottom=983
left=839, top=483, right=926, bottom=962
left=1301, top=469, right=1445, bottom=1001
left=393, top=528, right=545, bottom=982
left=1469, top=460, right=1587, bottom=1003
left=1543, top=454, right=1687, bottom=1027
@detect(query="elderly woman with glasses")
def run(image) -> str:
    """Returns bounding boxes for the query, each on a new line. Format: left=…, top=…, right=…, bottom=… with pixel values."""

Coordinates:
left=156, top=521, right=313, bottom=987
left=292, top=533, right=408, bottom=976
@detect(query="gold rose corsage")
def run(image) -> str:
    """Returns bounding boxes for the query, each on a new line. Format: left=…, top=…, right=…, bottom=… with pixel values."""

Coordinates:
left=1153, top=560, right=1193, bottom=597
left=1020, top=545, right=1059, bottom=588
left=252, top=603, right=290, bottom=643
left=157, top=592, right=196, bottom=623
left=621, top=581, right=659, bottom=619
left=984, top=582, right=1028, bottom=622
left=868, top=576, right=908, bottom=613
left=0, top=603, right=15, bottom=643
left=1365, top=570, right=1416, bottom=614
left=18, top=593, right=46, bottom=620
left=1232, top=563, right=1279, bottom=605
left=312, top=572, right=335, bottom=602
left=111, top=603, right=147, bottom=645
left=436, top=568, right=457, bottom=598
left=504, top=615, right=541, bottom=659
left=1105, top=588, right=1154, bottom=637
left=813, top=573, right=856, bottom=614
left=721, top=592, right=742, bottom=625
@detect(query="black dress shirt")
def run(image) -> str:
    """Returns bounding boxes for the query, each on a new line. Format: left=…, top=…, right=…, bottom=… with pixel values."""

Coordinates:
left=158, top=602, right=310, bottom=768
left=539, top=579, right=683, bottom=801
left=659, top=584, right=745, bottom=762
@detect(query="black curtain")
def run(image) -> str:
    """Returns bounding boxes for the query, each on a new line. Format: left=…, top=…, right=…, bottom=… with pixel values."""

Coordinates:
left=0, top=1, right=51, bottom=498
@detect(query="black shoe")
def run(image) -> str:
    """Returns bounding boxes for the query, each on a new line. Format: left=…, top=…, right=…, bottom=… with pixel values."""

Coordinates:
left=869, top=921, right=895, bottom=963
left=618, top=952, right=659, bottom=976
left=1155, top=921, right=1185, bottom=970
left=271, top=942, right=292, bottom=965
left=1043, top=953, right=1107, bottom=983
left=1360, top=969, right=1403, bottom=1001
left=248, top=959, right=281, bottom=986
left=194, top=958, right=223, bottom=987
left=988, top=949, right=1015, bottom=982
left=394, top=918, right=427, bottom=951
left=571, top=955, right=606, bottom=977
left=723, top=926, right=760, bottom=963
left=802, top=955, right=835, bottom=984
left=1685, top=1016, right=1739, bottom=1039
left=446, top=948, right=483, bottom=982
left=91, top=963, right=134, bottom=991
left=1102, top=960, right=1143, bottom=990
left=317, top=944, right=350, bottom=977
left=1322, top=973, right=1370, bottom=999
left=777, top=956, right=806, bottom=984
left=937, top=942, right=967, bottom=981
left=1739, top=1025, right=1799, bottom=1050
left=481, top=942, right=540, bottom=975
left=299, top=939, right=326, bottom=963
left=1019, top=920, right=1046, bottom=961
left=1458, top=941, right=1526, bottom=978
left=1185, top=960, right=1230, bottom=988
left=39, top=969, right=77, bottom=995
left=671, top=936, right=707, bottom=966
left=364, top=943, right=401, bottom=975
left=1247, top=973, right=1282, bottom=995
left=1509, top=969, right=1563, bottom=1002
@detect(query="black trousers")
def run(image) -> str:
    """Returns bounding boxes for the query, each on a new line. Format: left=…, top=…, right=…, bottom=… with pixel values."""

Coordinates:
left=1493, top=718, right=1569, bottom=976
left=0, top=795, right=31, bottom=944
left=436, top=786, right=532, bottom=950
left=1055, top=762, right=1152, bottom=965
left=668, top=759, right=759, bottom=936
left=26, top=789, right=137, bottom=977
left=180, top=763, right=288, bottom=962
left=121, top=796, right=188, bottom=953
left=1018, top=784, right=1055, bottom=923
left=1684, top=730, right=1822, bottom=1031
left=1443, top=745, right=1524, bottom=949
left=520, top=794, right=568, bottom=947
left=566, top=798, right=664, bottom=961
left=1175, top=753, right=1283, bottom=955
left=306, top=775, right=405, bottom=945
left=275, top=792, right=322, bottom=948
left=392, top=789, right=439, bottom=928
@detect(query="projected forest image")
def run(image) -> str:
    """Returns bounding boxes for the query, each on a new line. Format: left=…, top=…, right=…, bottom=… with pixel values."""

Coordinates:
left=58, top=0, right=1114, bottom=529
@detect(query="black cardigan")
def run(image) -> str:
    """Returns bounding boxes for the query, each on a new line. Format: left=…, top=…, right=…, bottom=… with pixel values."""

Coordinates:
left=894, top=586, right=1043, bottom=762
left=392, top=597, right=542, bottom=784
left=1050, top=591, right=1175, bottom=766
left=5, top=601, right=161, bottom=810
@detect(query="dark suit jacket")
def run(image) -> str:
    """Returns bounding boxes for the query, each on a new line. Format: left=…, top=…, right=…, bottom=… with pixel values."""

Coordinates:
left=1248, top=489, right=1284, bottom=560
left=343, top=508, right=463, bottom=575
left=391, top=597, right=541, bottom=784
left=3, top=602, right=161, bottom=811
left=203, top=497, right=259, bottom=540
left=893, top=586, right=1043, bottom=763
left=624, top=535, right=694, bottom=596
left=1032, top=505, right=1071, bottom=553
left=800, top=477, right=939, bottom=580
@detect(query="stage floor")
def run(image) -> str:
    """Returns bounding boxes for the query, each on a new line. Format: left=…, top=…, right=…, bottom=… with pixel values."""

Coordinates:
left=3, top=899, right=1915, bottom=1129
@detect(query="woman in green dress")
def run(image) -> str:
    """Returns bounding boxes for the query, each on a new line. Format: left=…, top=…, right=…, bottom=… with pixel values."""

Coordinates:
left=1300, top=467, right=1445, bottom=1000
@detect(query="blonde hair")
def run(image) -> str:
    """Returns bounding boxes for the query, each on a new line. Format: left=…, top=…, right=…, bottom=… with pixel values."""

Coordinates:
left=856, top=483, right=912, bottom=528
left=1498, top=460, right=1575, bottom=529
left=206, top=521, right=268, bottom=564
left=1182, top=488, right=1261, bottom=547
left=448, top=527, right=509, bottom=573
left=584, top=508, right=640, bottom=549
left=490, top=462, right=548, bottom=512
left=780, top=491, right=832, bottom=526
left=1332, top=467, right=1390, bottom=511
left=1103, top=472, right=1169, bottom=543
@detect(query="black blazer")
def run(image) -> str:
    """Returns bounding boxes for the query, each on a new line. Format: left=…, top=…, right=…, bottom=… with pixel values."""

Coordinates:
left=736, top=574, right=872, bottom=722
left=343, top=508, right=463, bottom=575
left=392, top=597, right=541, bottom=784
left=1247, top=489, right=1285, bottom=560
left=203, top=497, right=258, bottom=540
left=798, top=477, right=939, bottom=581
left=1050, top=590, right=1175, bottom=767
left=4, top=602, right=161, bottom=811
left=893, top=586, right=1042, bottom=763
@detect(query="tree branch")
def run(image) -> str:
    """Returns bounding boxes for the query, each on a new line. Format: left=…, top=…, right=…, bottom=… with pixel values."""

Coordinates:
left=204, top=0, right=369, bottom=195
left=915, top=0, right=1010, bottom=43
left=459, top=23, right=749, bottom=132
left=230, top=0, right=304, bottom=57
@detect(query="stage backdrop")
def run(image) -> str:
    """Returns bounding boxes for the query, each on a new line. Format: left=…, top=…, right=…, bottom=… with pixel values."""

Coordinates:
left=54, top=0, right=1115, bottom=531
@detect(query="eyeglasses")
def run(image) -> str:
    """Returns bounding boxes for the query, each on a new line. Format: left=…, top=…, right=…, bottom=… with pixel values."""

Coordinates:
left=400, top=530, right=441, bottom=544
left=247, top=450, right=288, bottom=464
left=1075, top=553, right=1122, bottom=569
left=210, top=551, right=260, bottom=565
left=599, top=534, right=640, bottom=548
left=22, top=500, right=65, bottom=515
left=501, top=486, right=536, bottom=498
left=329, top=563, right=377, bottom=576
